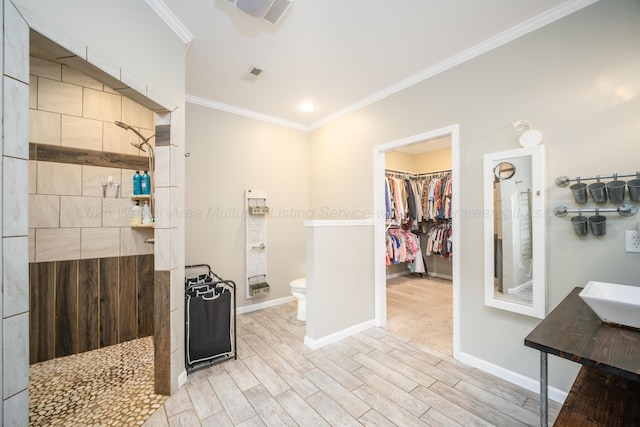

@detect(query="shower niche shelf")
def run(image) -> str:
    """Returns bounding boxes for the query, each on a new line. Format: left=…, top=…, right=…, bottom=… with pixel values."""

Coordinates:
left=130, top=194, right=154, bottom=228
left=131, top=223, right=154, bottom=229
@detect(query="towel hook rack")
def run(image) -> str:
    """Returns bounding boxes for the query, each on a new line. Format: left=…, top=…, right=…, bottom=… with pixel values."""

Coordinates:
left=553, top=203, right=638, bottom=217
left=555, top=172, right=640, bottom=187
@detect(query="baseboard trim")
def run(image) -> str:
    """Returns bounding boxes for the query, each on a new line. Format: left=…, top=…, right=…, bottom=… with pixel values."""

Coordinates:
left=304, top=319, right=376, bottom=350
left=458, top=351, right=568, bottom=403
left=427, top=272, right=453, bottom=280
left=236, top=295, right=296, bottom=315
left=385, top=270, right=411, bottom=280
left=177, top=370, right=188, bottom=389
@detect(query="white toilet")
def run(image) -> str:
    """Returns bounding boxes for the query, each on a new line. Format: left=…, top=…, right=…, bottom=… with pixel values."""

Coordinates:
left=289, top=277, right=307, bottom=321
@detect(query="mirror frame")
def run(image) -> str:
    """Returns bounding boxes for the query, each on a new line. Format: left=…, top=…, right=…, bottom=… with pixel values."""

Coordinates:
left=483, top=145, right=546, bottom=319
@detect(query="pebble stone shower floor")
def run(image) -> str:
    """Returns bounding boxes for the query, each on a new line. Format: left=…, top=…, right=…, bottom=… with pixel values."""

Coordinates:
left=29, top=336, right=166, bottom=426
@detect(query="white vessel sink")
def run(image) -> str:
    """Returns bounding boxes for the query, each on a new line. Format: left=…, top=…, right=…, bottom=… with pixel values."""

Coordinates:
left=579, top=281, right=640, bottom=329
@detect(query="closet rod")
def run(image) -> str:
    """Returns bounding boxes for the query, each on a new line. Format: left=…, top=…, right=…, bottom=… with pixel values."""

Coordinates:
left=385, top=168, right=451, bottom=177
left=553, top=203, right=638, bottom=217
left=555, top=172, right=640, bottom=187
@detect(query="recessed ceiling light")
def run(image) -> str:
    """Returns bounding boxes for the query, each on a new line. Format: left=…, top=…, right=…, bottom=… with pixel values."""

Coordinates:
left=300, top=101, right=314, bottom=113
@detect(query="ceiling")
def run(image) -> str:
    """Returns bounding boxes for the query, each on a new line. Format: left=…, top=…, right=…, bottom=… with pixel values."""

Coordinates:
left=154, top=0, right=592, bottom=130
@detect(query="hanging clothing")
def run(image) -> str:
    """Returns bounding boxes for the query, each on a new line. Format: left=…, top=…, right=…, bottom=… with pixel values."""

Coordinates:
left=385, top=170, right=452, bottom=224
left=424, top=223, right=453, bottom=259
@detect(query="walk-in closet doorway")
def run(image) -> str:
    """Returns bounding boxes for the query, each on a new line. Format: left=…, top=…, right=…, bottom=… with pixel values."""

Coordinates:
left=373, top=124, right=461, bottom=359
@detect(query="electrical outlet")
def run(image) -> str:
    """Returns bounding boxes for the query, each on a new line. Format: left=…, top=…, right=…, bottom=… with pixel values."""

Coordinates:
left=625, top=230, right=640, bottom=253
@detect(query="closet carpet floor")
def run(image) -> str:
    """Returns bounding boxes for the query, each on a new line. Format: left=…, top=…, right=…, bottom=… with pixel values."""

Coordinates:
left=386, top=274, right=453, bottom=357
left=144, top=301, right=560, bottom=426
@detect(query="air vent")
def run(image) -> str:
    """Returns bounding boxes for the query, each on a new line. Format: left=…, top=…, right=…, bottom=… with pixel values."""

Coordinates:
left=249, top=67, right=263, bottom=77
left=226, top=0, right=293, bottom=24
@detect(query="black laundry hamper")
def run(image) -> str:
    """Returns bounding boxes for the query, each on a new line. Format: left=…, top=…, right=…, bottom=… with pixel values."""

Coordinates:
left=185, top=264, right=237, bottom=372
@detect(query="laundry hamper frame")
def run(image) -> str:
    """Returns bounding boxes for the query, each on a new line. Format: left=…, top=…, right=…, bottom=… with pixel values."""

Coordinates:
left=185, top=264, right=237, bottom=372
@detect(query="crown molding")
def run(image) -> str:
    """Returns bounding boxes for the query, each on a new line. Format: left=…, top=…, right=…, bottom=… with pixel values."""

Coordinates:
left=309, top=0, right=599, bottom=130
left=145, top=0, right=194, bottom=45
left=186, top=95, right=309, bottom=132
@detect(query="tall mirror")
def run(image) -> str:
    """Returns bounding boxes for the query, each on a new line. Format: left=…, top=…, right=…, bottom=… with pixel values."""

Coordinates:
left=483, top=145, right=546, bottom=319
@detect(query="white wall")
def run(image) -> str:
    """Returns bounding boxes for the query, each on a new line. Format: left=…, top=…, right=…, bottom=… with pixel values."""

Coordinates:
left=308, top=0, right=640, bottom=393
left=305, top=221, right=375, bottom=346
left=184, top=105, right=309, bottom=308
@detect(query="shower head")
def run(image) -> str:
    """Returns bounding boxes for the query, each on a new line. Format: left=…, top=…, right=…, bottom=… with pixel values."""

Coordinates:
left=114, top=121, right=154, bottom=146
left=114, top=121, right=131, bottom=131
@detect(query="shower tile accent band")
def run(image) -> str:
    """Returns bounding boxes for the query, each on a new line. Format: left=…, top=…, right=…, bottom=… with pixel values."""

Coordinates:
left=29, top=142, right=149, bottom=170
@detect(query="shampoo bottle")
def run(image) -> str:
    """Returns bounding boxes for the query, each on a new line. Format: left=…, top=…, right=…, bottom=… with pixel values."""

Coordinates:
left=141, top=171, right=151, bottom=195
left=130, top=201, right=142, bottom=226
left=133, top=171, right=142, bottom=195
left=142, top=201, right=152, bottom=224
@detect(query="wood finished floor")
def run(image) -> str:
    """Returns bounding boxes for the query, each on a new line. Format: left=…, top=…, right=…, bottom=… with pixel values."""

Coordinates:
left=144, top=302, right=560, bottom=426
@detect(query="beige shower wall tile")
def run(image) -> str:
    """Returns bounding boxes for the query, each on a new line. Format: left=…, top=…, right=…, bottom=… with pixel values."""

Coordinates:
left=4, top=237, right=29, bottom=318
left=60, top=196, right=102, bottom=228
left=121, top=227, right=154, bottom=256
left=122, top=96, right=154, bottom=130
left=35, top=228, right=80, bottom=262
left=4, top=1, right=29, bottom=83
left=29, top=75, right=37, bottom=109
left=37, top=78, right=82, bottom=116
left=30, top=57, right=61, bottom=81
left=61, top=115, right=103, bottom=150
left=29, top=109, right=61, bottom=145
left=3, top=236, right=29, bottom=317
left=103, top=122, right=140, bottom=155
left=37, top=162, right=82, bottom=195
left=4, top=157, right=29, bottom=237
left=29, top=161, right=37, bottom=194
left=83, top=87, right=121, bottom=122
left=155, top=146, right=170, bottom=188
left=4, top=77, right=29, bottom=159
left=81, top=227, right=120, bottom=259
left=82, top=165, right=122, bottom=197
left=154, top=228, right=170, bottom=270
left=103, top=198, right=134, bottom=227
left=3, top=314, right=29, bottom=399
left=29, top=195, right=60, bottom=228
left=29, top=229, right=35, bottom=263
left=154, top=187, right=170, bottom=229
left=62, top=65, right=103, bottom=90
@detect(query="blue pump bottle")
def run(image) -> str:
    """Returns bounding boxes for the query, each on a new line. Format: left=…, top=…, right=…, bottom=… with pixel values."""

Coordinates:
left=141, top=171, right=151, bottom=195
left=133, top=171, right=142, bottom=195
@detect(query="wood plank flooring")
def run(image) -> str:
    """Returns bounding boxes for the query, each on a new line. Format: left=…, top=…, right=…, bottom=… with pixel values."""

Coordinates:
left=144, top=302, right=560, bottom=426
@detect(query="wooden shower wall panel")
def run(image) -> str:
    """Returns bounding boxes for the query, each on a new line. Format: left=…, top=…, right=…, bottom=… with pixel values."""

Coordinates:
left=29, top=262, right=56, bottom=364
left=29, top=255, right=155, bottom=364
left=55, top=260, right=78, bottom=358
left=100, top=257, right=120, bottom=348
left=119, top=256, right=138, bottom=342
left=78, top=259, right=100, bottom=353
left=138, top=254, right=154, bottom=338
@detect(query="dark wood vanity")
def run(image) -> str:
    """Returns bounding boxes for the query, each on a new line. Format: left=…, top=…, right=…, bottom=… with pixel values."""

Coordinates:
left=525, top=287, right=640, bottom=426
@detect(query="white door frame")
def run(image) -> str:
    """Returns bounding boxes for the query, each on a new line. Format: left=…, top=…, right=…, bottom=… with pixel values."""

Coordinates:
left=372, top=124, right=461, bottom=359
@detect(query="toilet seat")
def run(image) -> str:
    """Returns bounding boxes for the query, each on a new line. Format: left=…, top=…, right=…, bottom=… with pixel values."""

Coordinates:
left=289, top=277, right=307, bottom=321
left=290, top=277, right=306, bottom=292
